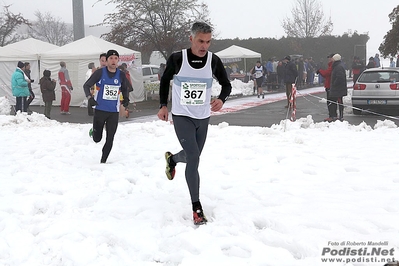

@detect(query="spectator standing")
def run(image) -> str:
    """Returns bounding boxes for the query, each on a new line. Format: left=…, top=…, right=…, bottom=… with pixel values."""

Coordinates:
left=24, top=62, right=35, bottom=114
left=267, top=57, right=278, bottom=91
left=374, top=53, right=380, bottom=67
left=329, top=54, right=348, bottom=121
left=306, top=57, right=316, bottom=87
left=276, top=60, right=285, bottom=90
left=83, top=50, right=130, bottom=164
left=58, top=61, right=73, bottom=114
left=39, top=70, right=56, bottom=119
left=265, top=58, right=274, bottom=91
left=296, top=57, right=306, bottom=89
left=86, top=62, right=96, bottom=116
left=283, top=55, right=298, bottom=108
left=351, top=56, right=364, bottom=84
left=366, top=57, right=375, bottom=69
left=389, top=57, right=395, bottom=67
left=317, top=53, right=334, bottom=121
left=316, top=59, right=325, bottom=85
left=396, top=55, right=399, bottom=67
left=157, top=21, right=231, bottom=226
left=11, top=61, right=31, bottom=113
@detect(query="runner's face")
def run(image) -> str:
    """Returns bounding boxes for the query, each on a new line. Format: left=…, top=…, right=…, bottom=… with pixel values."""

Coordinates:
left=100, top=56, right=107, bottom=67
left=107, top=55, right=119, bottom=70
left=190, top=32, right=212, bottom=57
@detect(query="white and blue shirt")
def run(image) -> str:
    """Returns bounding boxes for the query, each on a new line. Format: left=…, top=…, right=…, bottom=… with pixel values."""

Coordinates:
left=171, top=49, right=214, bottom=119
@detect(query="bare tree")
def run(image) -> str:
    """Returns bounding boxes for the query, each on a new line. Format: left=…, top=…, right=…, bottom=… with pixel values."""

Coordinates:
left=28, top=11, right=73, bottom=46
left=282, top=0, right=333, bottom=38
left=379, top=5, right=399, bottom=58
left=96, top=0, right=211, bottom=60
left=0, top=5, right=31, bottom=46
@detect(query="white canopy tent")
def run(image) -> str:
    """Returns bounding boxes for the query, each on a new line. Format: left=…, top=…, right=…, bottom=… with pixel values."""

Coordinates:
left=40, top=35, right=144, bottom=107
left=0, top=38, right=59, bottom=105
left=215, top=45, right=262, bottom=72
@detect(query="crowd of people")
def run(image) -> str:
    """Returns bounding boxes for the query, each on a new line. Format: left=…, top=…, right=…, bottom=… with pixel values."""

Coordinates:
left=222, top=52, right=350, bottom=121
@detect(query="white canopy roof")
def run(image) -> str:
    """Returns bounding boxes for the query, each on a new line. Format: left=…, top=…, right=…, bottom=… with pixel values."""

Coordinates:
left=40, top=35, right=140, bottom=60
left=215, top=45, right=262, bottom=72
left=215, top=45, right=261, bottom=59
left=0, top=38, right=59, bottom=61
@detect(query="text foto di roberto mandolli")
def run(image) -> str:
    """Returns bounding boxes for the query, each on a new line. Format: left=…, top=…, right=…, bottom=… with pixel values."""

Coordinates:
left=320, top=241, right=397, bottom=264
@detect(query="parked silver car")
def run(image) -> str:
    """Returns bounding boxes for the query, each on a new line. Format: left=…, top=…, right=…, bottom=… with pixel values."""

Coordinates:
left=351, top=67, right=399, bottom=115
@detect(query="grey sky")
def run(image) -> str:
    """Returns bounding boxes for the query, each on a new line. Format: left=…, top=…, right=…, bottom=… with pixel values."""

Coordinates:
left=6, top=0, right=399, bottom=62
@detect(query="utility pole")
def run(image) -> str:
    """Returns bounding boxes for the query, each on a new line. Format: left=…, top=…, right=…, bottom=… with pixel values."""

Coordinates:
left=72, top=0, right=85, bottom=40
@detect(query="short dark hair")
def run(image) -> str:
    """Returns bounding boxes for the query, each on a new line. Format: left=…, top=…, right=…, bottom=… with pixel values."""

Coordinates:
left=99, top=53, right=107, bottom=59
left=24, top=62, right=30, bottom=67
left=191, top=21, right=212, bottom=37
left=43, top=69, right=51, bottom=78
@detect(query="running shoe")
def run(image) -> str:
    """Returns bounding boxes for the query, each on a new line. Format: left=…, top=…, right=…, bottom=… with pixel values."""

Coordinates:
left=193, top=208, right=208, bottom=225
left=165, top=151, right=176, bottom=180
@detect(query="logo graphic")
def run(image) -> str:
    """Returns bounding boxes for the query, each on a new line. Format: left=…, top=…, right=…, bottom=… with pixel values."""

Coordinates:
left=320, top=241, right=397, bottom=264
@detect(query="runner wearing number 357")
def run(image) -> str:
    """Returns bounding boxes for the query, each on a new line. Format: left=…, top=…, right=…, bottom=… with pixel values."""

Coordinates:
left=157, top=21, right=232, bottom=225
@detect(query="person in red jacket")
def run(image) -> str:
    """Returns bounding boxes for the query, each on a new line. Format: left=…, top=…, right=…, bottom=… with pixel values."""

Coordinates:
left=317, top=53, right=335, bottom=121
left=58, top=61, right=73, bottom=114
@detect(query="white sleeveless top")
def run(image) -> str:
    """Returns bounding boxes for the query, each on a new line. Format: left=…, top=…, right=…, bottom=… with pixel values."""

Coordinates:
left=254, top=65, right=263, bottom=78
left=171, top=49, right=214, bottom=119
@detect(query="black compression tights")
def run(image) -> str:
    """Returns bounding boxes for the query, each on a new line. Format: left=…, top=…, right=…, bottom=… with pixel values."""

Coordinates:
left=172, top=114, right=210, bottom=202
left=92, top=109, right=119, bottom=163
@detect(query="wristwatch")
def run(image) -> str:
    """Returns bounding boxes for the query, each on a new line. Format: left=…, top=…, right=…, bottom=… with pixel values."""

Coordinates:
left=159, top=103, right=167, bottom=109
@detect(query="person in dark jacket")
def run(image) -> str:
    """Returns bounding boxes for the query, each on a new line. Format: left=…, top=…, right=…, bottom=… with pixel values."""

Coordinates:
left=366, top=57, right=375, bottom=69
left=351, top=56, right=364, bottom=84
left=276, top=60, right=285, bottom=90
left=283, top=55, right=298, bottom=108
left=40, top=70, right=56, bottom=119
left=24, top=62, right=35, bottom=114
left=328, top=54, right=348, bottom=121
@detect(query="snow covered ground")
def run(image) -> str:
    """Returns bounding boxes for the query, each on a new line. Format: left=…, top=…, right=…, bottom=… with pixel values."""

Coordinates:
left=1, top=80, right=398, bottom=265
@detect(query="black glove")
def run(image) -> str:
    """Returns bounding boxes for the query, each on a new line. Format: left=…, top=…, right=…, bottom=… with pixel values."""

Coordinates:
left=325, top=88, right=330, bottom=92
left=122, top=98, right=129, bottom=108
left=88, top=97, right=98, bottom=106
left=70, top=86, right=73, bottom=91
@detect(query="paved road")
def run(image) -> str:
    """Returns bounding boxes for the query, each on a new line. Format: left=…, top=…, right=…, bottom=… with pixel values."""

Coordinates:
left=28, top=88, right=399, bottom=127
left=210, top=91, right=399, bottom=127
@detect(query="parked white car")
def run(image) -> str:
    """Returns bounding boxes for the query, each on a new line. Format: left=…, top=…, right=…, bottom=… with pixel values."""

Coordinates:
left=352, top=67, right=399, bottom=115
left=142, top=64, right=160, bottom=83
